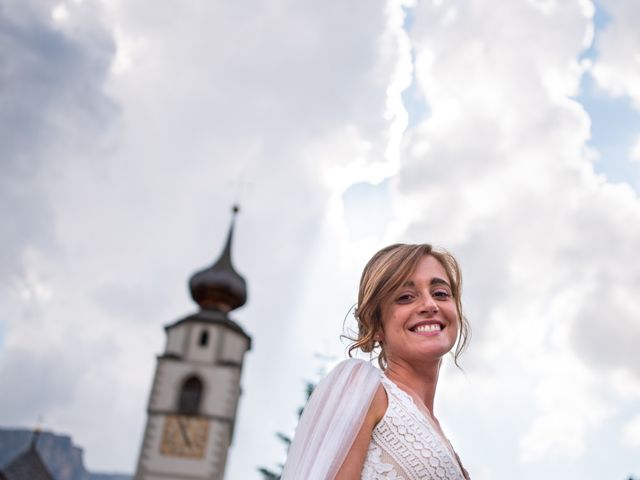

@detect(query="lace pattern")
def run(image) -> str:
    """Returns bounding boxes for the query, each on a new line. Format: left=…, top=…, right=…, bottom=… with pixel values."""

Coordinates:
left=361, top=376, right=467, bottom=480
left=361, top=444, right=405, bottom=480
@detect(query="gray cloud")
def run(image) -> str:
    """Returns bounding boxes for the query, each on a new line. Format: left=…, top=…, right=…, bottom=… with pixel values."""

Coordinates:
left=0, top=0, right=398, bottom=476
left=0, top=0, right=116, bottom=281
left=0, top=344, right=77, bottom=422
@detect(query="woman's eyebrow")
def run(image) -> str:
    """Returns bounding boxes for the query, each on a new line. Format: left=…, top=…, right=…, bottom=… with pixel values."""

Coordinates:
left=401, top=277, right=451, bottom=288
left=430, top=277, right=451, bottom=287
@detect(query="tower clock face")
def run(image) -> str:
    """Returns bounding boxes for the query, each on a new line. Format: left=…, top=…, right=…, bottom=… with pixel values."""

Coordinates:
left=160, top=415, right=209, bottom=458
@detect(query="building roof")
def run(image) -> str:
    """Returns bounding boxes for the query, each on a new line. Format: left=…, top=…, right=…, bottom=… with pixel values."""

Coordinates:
left=0, top=434, right=54, bottom=480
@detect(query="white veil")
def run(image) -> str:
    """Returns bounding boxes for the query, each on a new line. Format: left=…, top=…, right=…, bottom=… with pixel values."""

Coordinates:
left=281, top=358, right=381, bottom=480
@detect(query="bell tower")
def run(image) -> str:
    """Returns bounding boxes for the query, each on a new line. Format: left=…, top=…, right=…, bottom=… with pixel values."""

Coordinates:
left=135, top=206, right=251, bottom=480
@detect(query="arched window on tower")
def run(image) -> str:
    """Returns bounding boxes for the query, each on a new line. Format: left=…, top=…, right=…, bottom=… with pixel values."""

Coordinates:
left=199, top=329, right=209, bottom=346
left=178, top=376, right=203, bottom=414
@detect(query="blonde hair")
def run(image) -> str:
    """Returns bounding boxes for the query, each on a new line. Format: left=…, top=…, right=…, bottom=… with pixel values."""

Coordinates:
left=347, top=243, right=470, bottom=369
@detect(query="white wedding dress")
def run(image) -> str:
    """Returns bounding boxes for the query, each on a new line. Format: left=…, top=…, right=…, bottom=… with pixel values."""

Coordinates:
left=281, top=359, right=469, bottom=480
left=362, top=374, right=468, bottom=480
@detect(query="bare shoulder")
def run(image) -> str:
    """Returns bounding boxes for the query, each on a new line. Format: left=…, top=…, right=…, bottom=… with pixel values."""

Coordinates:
left=335, top=384, right=388, bottom=480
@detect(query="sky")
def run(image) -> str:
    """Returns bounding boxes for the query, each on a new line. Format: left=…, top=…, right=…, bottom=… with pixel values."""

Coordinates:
left=1, top=0, right=640, bottom=479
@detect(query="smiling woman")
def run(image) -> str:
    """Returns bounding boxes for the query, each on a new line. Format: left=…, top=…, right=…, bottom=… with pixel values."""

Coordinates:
left=350, top=244, right=470, bottom=370
left=282, top=244, right=472, bottom=480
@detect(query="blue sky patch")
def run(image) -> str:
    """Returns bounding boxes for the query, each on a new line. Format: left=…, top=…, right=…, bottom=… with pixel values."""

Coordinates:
left=576, top=1, right=640, bottom=190
left=401, top=4, right=430, bottom=129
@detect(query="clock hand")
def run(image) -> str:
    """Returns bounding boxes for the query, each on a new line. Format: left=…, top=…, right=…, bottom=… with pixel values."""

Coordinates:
left=177, top=418, right=192, bottom=447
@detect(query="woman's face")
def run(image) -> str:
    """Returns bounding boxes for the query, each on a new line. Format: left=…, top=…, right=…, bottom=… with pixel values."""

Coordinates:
left=378, top=255, right=459, bottom=366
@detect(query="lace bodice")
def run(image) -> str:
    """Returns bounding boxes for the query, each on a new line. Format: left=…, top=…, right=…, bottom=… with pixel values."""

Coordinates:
left=361, top=375, right=469, bottom=480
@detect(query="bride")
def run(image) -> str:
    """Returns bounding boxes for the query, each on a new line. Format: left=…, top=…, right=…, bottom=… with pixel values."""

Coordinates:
left=282, top=243, right=471, bottom=479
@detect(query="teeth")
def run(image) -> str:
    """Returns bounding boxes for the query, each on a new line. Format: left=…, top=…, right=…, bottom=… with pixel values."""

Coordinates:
left=413, top=324, right=441, bottom=333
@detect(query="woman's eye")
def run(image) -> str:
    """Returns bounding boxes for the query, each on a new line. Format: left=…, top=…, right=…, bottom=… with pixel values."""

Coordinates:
left=397, top=294, right=414, bottom=303
left=433, top=290, right=451, bottom=299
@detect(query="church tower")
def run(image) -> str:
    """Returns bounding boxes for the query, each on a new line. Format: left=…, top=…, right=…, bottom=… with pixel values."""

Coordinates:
left=135, top=207, right=251, bottom=480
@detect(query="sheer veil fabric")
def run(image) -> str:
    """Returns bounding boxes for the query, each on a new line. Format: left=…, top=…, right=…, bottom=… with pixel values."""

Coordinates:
left=281, top=359, right=381, bottom=480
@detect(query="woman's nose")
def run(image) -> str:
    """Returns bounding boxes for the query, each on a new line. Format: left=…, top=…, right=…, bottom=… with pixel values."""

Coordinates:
left=419, top=293, right=439, bottom=314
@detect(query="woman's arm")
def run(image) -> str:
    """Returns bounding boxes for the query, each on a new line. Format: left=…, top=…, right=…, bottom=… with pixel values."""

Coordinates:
left=282, top=359, right=382, bottom=480
left=335, top=385, right=388, bottom=479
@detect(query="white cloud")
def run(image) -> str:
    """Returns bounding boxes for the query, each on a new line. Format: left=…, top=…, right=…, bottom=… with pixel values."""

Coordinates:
left=592, top=0, right=640, bottom=108
left=394, top=0, right=640, bottom=477
left=2, top=0, right=640, bottom=479
left=623, top=414, right=640, bottom=448
left=610, top=369, right=640, bottom=400
left=631, top=135, right=640, bottom=162
left=519, top=351, right=611, bottom=461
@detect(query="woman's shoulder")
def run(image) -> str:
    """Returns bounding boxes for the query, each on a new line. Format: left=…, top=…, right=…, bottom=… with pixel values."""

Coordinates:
left=327, top=360, right=388, bottom=430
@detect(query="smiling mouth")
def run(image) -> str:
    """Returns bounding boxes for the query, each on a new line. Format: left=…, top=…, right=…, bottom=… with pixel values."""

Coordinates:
left=410, top=322, right=444, bottom=333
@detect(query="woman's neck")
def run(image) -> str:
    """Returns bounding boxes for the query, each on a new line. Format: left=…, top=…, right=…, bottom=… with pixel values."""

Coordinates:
left=384, top=358, right=441, bottom=414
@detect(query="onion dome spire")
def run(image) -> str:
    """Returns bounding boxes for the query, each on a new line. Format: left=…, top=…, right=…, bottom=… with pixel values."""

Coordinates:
left=189, top=205, right=247, bottom=312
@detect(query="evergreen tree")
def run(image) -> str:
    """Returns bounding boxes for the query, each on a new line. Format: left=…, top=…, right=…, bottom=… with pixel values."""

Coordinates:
left=257, top=381, right=315, bottom=480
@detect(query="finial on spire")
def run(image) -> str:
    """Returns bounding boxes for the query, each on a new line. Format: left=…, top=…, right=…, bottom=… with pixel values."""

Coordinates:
left=30, top=416, right=43, bottom=450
